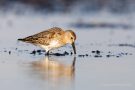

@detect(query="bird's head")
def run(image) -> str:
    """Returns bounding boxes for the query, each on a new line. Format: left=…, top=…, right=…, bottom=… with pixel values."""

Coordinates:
left=64, top=30, right=76, bottom=54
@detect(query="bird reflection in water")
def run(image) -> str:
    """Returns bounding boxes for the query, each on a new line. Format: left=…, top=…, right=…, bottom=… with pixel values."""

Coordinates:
left=31, top=56, right=76, bottom=85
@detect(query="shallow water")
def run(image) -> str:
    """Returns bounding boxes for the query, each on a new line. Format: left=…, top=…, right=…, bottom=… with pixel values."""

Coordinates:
left=0, top=12, right=135, bottom=90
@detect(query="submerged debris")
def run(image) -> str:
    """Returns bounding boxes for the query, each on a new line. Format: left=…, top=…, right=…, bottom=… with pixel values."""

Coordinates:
left=91, top=50, right=102, bottom=58
left=30, top=49, right=45, bottom=55
left=106, top=52, right=132, bottom=58
left=1, top=47, right=133, bottom=58
left=78, top=55, right=85, bottom=57
left=50, top=53, right=65, bottom=56
left=50, top=51, right=69, bottom=56
left=15, top=48, right=18, bottom=50
left=92, top=50, right=101, bottom=54
left=78, top=54, right=89, bottom=57
left=94, top=55, right=102, bottom=58
left=30, top=50, right=36, bottom=55
left=96, top=50, right=100, bottom=54
left=9, top=51, right=11, bottom=55
left=78, top=50, right=132, bottom=58
left=86, top=54, right=88, bottom=56
left=70, top=52, right=73, bottom=55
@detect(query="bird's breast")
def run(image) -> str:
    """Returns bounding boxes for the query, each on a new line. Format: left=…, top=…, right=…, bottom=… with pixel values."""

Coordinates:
left=50, top=40, right=59, bottom=47
left=39, top=40, right=64, bottom=51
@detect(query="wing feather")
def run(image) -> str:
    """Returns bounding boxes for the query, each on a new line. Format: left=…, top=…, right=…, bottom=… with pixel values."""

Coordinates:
left=18, top=27, right=64, bottom=45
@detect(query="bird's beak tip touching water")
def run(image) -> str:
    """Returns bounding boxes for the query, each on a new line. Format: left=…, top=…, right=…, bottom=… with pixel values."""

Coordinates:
left=72, top=42, right=76, bottom=54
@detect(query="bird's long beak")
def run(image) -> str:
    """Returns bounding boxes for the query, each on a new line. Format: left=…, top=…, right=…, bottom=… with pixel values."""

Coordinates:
left=72, top=42, right=76, bottom=54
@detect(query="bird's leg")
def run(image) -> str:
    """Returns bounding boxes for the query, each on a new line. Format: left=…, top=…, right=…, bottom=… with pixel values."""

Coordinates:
left=46, top=51, right=49, bottom=56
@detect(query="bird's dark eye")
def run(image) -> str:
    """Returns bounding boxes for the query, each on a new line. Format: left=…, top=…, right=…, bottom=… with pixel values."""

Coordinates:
left=71, top=37, right=73, bottom=39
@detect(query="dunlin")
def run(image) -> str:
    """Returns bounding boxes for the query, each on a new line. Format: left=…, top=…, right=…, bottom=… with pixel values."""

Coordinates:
left=18, top=27, right=76, bottom=55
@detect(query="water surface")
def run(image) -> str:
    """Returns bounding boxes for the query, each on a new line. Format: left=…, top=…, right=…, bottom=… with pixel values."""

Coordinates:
left=0, top=12, right=135, bottom=90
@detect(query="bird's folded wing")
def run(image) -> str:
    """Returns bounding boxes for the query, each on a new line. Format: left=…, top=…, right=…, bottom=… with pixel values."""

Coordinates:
left=18, top=27, right=64, bottom=45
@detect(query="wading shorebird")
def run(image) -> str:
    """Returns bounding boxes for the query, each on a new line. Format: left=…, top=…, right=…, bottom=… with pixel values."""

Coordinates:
left=18, top=27, right=76, bottom=55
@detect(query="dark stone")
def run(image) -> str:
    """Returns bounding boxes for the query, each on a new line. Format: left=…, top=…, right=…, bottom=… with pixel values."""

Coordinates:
left=70, top=52, right=73, bottom=55
left=42, top=50, right=45, bottom=52
left=106, top=55, right=110, bottom=57
left=92, top=51, right=95, bottom=53
left=96, top=50, right=100, bottom=54
left=64, top=51, right=69, bottom=55
left=116, top=56, right=120, bottom=58
left=92, top=50, right=101, bottom=54
left=49, top=51, right=69, bottom=56
left=52, top=53, right=65, bottom=56
left=9, top=51, right=11, bottom=54
left=108, top=51, right=111, bottom=53
left=37, top=50, right=42, bottom=53
left=78, top=55, right=85, bottom=57
left=94, top=55, right=102, bottom=58
left=30, top=50, right=36, bottom=55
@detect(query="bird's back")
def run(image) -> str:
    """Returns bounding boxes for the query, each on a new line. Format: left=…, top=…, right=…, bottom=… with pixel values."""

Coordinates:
left=18, top=27, right=65, bottom=45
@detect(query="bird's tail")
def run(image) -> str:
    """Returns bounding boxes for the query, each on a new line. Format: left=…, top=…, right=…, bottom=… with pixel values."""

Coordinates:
left=18, top=38, right=25, bottom=42
left=18, top=38, right=34, bottom=44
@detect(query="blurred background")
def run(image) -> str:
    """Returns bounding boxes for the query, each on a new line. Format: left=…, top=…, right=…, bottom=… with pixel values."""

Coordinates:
left=0, top=0, right=135, bottom=14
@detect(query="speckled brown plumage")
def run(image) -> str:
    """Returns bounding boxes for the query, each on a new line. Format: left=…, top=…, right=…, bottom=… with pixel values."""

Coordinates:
left=18, top=27, right=76, bottom=54
left=18, top=27, right=64, bottom=45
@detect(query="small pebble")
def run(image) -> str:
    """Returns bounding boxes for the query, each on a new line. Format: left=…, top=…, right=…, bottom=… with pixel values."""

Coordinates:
left=64, top=51, right=69, bottom=55
left=116, top=56, right=120, bottom=58
left=92, top=51, right=95, bottom=53
left=37, top=50, right=42, bottom=53
left=96, top=50, right=100, bottom=54
left=106, top=55, right=110, bottom=57
left=108, top=51, right=111, bottom=53
left=78, top=55, right=85, bottom=57
left=70, top=52, right=73, bottom=55
left=9, top=51, right=11, bottom=55
left=30, top=50, right=36, bottom=55
left=94, top=55, right=102, bottom=58
left=52, top=53, right=65, bottom=56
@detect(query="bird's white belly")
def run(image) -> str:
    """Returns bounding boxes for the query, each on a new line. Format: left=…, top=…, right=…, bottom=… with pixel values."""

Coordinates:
left=50, top=40, right=59, bottom=47
left=40, top=40, right=60, bottom=51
